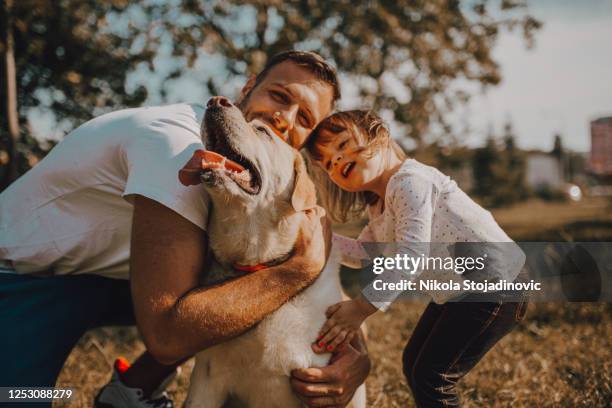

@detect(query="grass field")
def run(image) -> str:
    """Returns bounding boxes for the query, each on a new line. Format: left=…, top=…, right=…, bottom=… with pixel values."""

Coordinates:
left=55, top=198, right=612, bottom=407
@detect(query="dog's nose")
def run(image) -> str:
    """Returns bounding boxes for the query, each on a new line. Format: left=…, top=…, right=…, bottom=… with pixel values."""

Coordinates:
left=207, top=96, right=233, bottom=108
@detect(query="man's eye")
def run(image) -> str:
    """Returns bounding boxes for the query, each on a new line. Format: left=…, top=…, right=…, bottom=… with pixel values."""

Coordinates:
left=325, top=160, right=331, bottom=170
left=270, top=91, right=288, bottom=104
left=339, top=140, right=348, bottom=149
left=298, top=111, right=311, bottom=128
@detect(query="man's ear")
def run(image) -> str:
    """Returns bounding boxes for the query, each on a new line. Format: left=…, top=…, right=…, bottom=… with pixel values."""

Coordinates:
left=236, top=75, right=257, bottom=105
left=291, top=152, right=318, bottom=212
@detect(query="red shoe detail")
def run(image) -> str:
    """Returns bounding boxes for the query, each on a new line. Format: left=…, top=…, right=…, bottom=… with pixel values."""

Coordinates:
left=114, top=357, right=131, bottom=374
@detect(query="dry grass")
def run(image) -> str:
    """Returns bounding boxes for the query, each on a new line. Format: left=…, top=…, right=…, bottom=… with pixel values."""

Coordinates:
left=55, top=304, right=612, bottom=407
left=363, top=302, right=612, bottom=408
left=491, top=197, right=612, bottom=241
left=54, top=198, right=612, bottom=407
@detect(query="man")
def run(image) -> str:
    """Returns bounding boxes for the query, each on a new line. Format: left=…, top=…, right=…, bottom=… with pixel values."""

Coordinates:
left=0, top=51, right=370, bottom=407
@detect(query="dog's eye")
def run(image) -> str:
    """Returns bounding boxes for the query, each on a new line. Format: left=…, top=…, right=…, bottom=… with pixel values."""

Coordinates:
left=256, top=126, right=272, bottom=138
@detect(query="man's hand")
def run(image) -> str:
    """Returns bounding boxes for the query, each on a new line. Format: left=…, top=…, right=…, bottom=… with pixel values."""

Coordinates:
left=292, top=205, right=332, bottom=279
left=290, top=335, right=370, bottom=407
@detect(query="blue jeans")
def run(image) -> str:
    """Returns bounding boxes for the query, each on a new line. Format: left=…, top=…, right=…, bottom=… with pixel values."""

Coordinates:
left=0, top=272, right=134, bottom=389
left=402, top=296, right=529, bottom=407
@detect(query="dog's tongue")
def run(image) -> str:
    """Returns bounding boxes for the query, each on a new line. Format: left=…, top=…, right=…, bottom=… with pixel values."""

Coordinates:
left=200, top=150, right=245, bottom=172
left=179, top=149, right=246, bottom=186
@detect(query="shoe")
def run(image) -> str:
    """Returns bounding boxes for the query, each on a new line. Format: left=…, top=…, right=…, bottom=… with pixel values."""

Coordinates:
left=94, top=357, right=176, bottom=408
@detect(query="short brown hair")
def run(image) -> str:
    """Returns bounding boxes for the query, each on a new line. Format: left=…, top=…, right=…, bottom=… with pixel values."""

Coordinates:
left=254, top=50, right=341, bottom=104
left=304, top=110, right=406, bottom=223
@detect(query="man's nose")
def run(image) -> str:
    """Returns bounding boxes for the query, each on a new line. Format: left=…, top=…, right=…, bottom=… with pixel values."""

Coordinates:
left=207, top=96, right=233, bottom=108
left=273, top=106, right=298, bottom=135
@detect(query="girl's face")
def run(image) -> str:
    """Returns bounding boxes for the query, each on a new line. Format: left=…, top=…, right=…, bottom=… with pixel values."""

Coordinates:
left=314, top=126, right=386, bottom=193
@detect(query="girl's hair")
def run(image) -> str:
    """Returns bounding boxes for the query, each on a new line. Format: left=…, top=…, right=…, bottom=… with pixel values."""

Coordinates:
left=304, top=110, right=407, bottom=223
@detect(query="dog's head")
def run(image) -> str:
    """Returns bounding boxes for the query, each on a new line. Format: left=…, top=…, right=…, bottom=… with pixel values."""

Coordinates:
left=179, top=98, right=318, bottom=266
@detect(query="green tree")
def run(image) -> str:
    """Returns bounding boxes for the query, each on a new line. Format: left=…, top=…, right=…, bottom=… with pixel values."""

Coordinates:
left=498, top=121, right=526, bottom=204
left=1, top=0, right=541, bottom=190
left=551, top=132, right=566, bottom=180
left=170, top=0, right=540, bottom=147
left=472, top=134, right=499, bottom=202
left=551, top=133, right=563, bottom=159
left=0, top=0, right=151, bottom=189
left=472, top=122, right=526, bottom=206
left=1, top=0, right=19, bottom=186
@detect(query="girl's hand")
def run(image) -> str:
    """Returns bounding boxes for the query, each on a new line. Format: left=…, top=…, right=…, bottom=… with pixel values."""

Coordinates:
left=315, top=295, right=378, bottom=352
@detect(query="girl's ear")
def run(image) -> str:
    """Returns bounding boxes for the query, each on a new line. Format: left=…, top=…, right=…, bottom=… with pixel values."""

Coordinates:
left=291, top=152, right=317, bottom=212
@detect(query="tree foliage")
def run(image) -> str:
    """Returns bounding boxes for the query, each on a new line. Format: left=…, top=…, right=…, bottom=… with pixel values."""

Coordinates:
left=163, top=0, right=541, bottom=144
left=1, top=0, right=151, bottom=125
left=1, top=0, right=151, bottom=187
left=472, top=122, right=527, bottom=207
left=1, top=0, right=540, bottom=188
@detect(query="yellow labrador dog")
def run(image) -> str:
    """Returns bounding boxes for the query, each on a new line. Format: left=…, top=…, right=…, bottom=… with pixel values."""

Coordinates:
left=179, top=100, right=366, bottom=408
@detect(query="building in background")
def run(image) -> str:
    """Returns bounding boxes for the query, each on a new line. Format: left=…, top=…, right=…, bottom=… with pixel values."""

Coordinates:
left=589, top=117, right=612, bottom=180
left=525, top=152, right=564, bottom=190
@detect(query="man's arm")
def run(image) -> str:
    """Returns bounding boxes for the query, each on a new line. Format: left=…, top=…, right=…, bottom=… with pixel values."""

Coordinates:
left=130, top=195, right=329, bottom=364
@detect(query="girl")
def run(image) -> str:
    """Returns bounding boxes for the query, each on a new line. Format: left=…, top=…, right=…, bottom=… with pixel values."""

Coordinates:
left=304, top=110, right=528, bottom=407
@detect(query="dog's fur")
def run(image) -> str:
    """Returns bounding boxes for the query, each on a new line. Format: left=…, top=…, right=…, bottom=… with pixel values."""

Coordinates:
left=183, top=103, right=366, bottom=408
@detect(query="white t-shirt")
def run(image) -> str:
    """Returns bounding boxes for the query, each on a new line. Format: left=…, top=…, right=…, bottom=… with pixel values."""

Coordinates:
left=333, top=158, right=525, bottom=307
left=0, top=103, right=210, bottom=279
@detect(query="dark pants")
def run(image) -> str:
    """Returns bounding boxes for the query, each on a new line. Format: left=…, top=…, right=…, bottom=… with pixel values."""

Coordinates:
left=0, top=273, right=135, bottom=389
left=402, top=297, right=528, bottom=407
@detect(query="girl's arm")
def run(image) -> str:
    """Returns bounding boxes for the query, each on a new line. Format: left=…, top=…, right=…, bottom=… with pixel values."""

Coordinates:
left=332, top=226, right=373, bottom=269
left=317, top=174, right=438, bottom=350
left=361, top=173, right=436, bottom=311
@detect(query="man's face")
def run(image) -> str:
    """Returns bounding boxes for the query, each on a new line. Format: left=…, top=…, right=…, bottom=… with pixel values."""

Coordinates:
left=237, top=61, right=335, bottom=149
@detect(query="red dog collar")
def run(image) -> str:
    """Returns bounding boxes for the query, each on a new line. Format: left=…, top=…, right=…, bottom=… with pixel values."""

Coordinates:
left=233, top=263, right=269, bottom=273
left=232, top=251, right=293, bottom=273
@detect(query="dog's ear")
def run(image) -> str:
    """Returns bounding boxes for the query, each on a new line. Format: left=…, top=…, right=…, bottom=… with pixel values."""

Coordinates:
left=291, top=152, right=317, bottom=212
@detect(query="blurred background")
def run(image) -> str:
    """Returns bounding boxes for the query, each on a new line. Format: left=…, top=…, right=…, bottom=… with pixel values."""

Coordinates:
left=2, top=0, right=612, bottom=231
left=1, top=0, right=610, bottom=406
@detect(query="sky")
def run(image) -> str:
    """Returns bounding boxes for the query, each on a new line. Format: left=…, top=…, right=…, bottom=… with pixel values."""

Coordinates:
left=455, top=0, right=612, bottom=152
left=29, top=0, right=612, bottom=153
